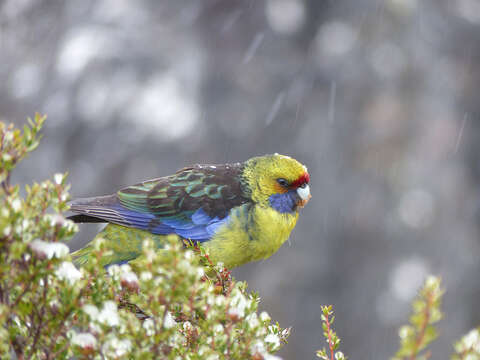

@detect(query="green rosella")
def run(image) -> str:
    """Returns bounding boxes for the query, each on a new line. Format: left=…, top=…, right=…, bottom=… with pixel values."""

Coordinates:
left=70, top=154, right=311, bottom=269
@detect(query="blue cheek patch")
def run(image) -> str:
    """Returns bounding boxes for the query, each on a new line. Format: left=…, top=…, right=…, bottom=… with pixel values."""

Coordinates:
left=269, top=191, right=297, bottom=213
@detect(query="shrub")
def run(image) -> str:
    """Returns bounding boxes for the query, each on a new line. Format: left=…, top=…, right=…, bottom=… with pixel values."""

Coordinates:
left=0, top=115, right=289, bottom=359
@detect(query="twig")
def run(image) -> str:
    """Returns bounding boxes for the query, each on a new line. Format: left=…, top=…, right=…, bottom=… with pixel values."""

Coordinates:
left=409, top=292, right=434, bottom=360
left=324, top=313, right=335, bottom=360
left=1, top=172, right=11, bottom=194
left=28, top=275, right=48, bottom=357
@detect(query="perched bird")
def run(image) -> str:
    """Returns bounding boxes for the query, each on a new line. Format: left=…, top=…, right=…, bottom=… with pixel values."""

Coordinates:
left=70, top=154, right=311, bottom=269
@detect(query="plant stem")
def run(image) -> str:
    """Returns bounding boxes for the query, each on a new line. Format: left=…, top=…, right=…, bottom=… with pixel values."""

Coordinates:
left=409, top=292, right=434, bottom=360
left=325, top=314, right=335, bottom=360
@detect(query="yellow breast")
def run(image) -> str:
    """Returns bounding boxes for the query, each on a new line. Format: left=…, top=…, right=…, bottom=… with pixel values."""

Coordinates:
left=203, top=204, right=298, bottom=268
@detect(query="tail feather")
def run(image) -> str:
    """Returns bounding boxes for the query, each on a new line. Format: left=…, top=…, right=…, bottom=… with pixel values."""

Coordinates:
left=71, top=223, right=160, bottom=268
left=68, top=194, right=134, bottom=226
left=67, top=214, right=106, bottom=223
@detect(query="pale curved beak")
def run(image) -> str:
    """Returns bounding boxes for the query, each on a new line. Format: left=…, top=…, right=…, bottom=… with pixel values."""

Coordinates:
left=296, top=184, right=311, bottom=208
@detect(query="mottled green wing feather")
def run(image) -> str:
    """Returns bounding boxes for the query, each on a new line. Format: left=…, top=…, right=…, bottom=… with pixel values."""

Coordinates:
left=117, top=163, right=249, bottom=221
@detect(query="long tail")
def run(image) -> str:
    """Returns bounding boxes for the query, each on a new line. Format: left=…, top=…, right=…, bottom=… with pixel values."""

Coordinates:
left=67, top=194, right=133, bottom=225
left=71, top=223, right=170, bottom=268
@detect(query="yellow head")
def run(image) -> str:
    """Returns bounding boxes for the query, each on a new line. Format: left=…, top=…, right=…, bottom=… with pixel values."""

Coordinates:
left=242, top=154, right=311, bottom=212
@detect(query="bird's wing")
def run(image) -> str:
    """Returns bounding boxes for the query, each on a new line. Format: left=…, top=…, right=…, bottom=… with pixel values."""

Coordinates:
left=69, top=164, right=249, bottom=242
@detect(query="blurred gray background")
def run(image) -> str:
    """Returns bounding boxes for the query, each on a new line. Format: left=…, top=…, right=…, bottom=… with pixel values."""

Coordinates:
left=2, top=0, right=480, bottom=358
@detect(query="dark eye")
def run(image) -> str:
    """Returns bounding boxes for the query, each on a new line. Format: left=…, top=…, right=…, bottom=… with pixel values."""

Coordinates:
left=276, top=178, right=289, bottom=187
left=299, top=183, right=307, bottom=188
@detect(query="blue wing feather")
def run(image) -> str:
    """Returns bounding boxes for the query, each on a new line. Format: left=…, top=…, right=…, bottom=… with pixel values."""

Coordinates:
left=176, top=225, right=211, bottom=240
left=205, top=217, right=229, bottom=235
left=92, top=203, right=228, bottom=242
left=191, top=208, right=212, bottom=225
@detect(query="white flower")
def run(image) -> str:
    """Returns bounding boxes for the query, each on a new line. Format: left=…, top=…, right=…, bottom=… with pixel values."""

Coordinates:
left=399, top=326, right=412, bottom=339
left=265, top=333, right=281, bottom=349
left=198, top=345, right=211, bottom=356
left=48, top=214, right=65, bottom=227
left=140, top=271, right=152, bottom=281
left=102, top=337, right=131, bottom=358
left=178, top=259, right=193, bottom=272
left=260, top=311, right=271, bottom=322
left=153, top=276, right=164, bottom=286
left=22, top=219, right=30, bottom=229
left=251, top=339, right=283, bottom=360
left=196, top=267, right=205, bottom=278
left=109, top=264, right=139, bottom=290
left=107, top=264, right=121, bottom=277
left=214, top=295, right=226, bottom=306
left=335, top=352, right=345, bottom=360
left=246, top=313, right=259, bottom=328
left=83, top=302, right=120, bottom=327
left=168, top=332, right=186, bottom=347
left=251, top=340, right=266, bottom=354
left=92, top=236, right=107, bottom=250
left=184, top=249, right=194, bottom=260
left=205, top=355, right=220, bottom=360
left=30, top=239, right=69, bottom=259
left=65, top=219, right=77, bottom=232
left=214, top=262, right=224, bottom=272
left=55, top=261, right=82, bottom=284
left=164, top=311, right=176, bottom=329
left=228, top=290, right=249, bottom=318
left=98, top=301, right=120, bottom=327
left=142, top=239, right=153, bottom=249
left=83, top=304, right=99, bottom=318
left=120, top=270, right=139, bottom=286
left=461, top=328, right=480, bottom=351
left=71, top=332, right=97, bottom=349
left=4, top=131, right=13, bottom=142
left=3, top=226, right=11, bottom=236
left=143, top=319, right=155, bottom=336
left=54, top=173, right=63, bottom=185
left=11, top=198, right=22, bottom=212
left=213, top=324, right=224, bottom=334
left=49, top=299, right=59, bottom=310
left=256, top=326, right=268, bottom=337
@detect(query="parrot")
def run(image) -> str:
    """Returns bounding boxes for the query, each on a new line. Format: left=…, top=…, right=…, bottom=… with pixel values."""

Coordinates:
left=69, top=154, right=311, bottom=269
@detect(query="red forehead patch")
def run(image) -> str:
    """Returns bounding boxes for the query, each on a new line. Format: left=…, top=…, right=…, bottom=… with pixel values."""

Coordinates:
left=291, top=172, right=310, bottom=188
